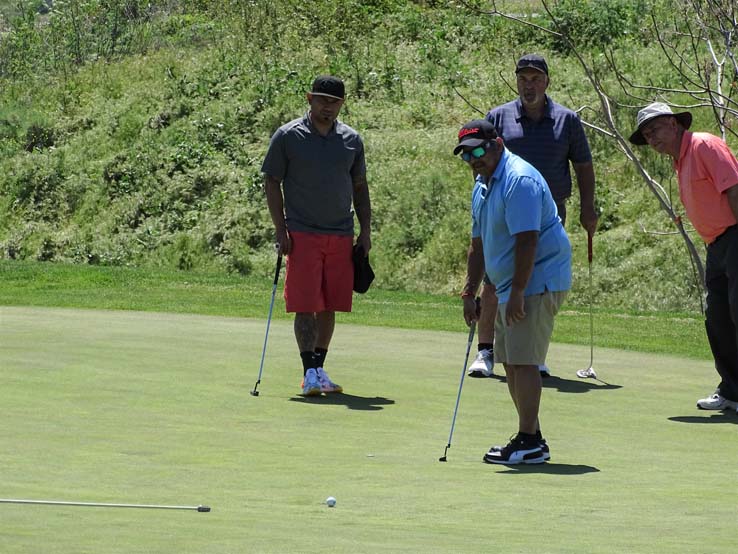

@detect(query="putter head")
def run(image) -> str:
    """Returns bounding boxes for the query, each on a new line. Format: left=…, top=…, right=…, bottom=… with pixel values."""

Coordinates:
left=439, top=444, right=450, bottom=462
left=250, top=390, right=260, bottom=397
left=576, top=367, right=597, bottom=379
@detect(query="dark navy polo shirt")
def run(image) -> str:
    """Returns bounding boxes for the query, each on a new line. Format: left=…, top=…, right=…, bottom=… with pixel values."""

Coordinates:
left=486, top=95, right=592, bottom=202
left=262, top=114, right=366, bottom=235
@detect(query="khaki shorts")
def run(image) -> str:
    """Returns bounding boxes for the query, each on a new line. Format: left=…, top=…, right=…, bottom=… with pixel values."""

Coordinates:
left=494, top=290, right=568, bottom=366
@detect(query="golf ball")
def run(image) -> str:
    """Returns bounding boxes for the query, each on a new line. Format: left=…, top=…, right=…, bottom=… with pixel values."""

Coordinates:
left=326, top=496, right=336, bottom=507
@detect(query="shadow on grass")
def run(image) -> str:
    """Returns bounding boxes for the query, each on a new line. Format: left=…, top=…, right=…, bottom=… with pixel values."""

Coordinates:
left=668, top=414, right=738, bottom=425
left=496, top=463, right=600, bottom=475
left=289, top=393, right=395, bottom=411
left=482, top=374, right=622, bottom=394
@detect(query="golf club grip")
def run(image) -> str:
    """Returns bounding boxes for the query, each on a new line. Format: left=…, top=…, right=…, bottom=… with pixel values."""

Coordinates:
left=587, top=233, right=593, bottom=264
left=273, top=254, right=282, bottom=285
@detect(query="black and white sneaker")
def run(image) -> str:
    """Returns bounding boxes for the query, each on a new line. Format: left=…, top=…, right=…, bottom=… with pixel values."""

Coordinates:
left=483, top=433, right=546, bottom=465
left=485, top=438, right=550, bottom=461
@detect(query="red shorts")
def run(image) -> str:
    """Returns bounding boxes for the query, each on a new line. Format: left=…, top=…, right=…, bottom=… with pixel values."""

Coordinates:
left=284, top=231, right=354, bottom=313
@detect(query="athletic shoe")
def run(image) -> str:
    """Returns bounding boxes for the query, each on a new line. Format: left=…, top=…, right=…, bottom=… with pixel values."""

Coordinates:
left=316, top=367, right=343, bottom=393
left=483, top=433, right=546, bottom=465
left=301, top=368, right=321, bottom=396
left=487, top=438, right=550, bottom=461
left=696, top=390, right=736, bottom=410
left=539, top=364, right=551, bottom=377
left=467, top=348, right=494, bottom=377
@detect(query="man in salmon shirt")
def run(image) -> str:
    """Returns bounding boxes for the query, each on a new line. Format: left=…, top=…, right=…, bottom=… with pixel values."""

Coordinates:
left=630, top=102, right=738, bottom=413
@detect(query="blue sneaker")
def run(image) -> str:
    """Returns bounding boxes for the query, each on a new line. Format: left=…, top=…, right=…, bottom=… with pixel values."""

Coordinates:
left=301, top=368, right=321, bottom=396
left=317, top=367, right=343, bottom=393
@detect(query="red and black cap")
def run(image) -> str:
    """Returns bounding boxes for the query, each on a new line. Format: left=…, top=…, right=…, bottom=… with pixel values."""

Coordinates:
left=453, top=119, right=498, bottom=155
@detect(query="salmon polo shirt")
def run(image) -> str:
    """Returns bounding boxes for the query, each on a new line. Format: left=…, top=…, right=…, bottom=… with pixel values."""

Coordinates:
left=674, top=131, right=738, bottom=244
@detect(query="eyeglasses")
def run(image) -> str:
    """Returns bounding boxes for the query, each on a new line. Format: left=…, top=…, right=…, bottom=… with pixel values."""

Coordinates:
left=460, top=145, right=488, bottom=162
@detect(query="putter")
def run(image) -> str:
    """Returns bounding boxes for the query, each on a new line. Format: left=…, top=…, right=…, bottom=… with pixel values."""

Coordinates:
left=576, top=233, right=597, bottom=379
left=0, top=498, right=210, bottom=512
left=251, top=247, right=283, bottom=396
left=439, top=317, right=477, bottom=462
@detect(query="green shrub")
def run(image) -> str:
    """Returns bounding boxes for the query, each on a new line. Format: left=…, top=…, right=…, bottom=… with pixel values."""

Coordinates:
left=547, top=0, right=648, bottom=52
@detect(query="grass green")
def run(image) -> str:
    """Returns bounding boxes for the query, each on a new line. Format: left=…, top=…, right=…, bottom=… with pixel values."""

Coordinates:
left=1, top=305, right=734, bottom=553
left=0, top=260, right=711, bottom=360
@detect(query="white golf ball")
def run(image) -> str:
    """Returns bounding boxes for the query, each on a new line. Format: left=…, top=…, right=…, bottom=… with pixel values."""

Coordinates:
left=326, top=496, right=336, bottom=507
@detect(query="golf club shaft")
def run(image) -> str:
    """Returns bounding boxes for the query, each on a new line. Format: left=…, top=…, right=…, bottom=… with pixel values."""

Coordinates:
left=0, top=498, right=210, bottom=511
left=252, top=251, right=283, bottom=393
left=445, top=320, right=477, bottom=448
left=588, top=233, right=594, bottom=368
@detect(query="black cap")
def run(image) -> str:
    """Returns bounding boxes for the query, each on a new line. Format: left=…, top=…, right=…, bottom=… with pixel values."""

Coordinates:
left=352, top=245, right=375, bottom=294
left=453, top=119, right=498, bottom=155
left=311, top=75, right=345, bottom=100
left=515, top=54, right=549, bottom=76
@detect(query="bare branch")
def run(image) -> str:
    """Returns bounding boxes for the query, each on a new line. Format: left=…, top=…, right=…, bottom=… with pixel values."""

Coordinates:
left=452, top=85, right=486, bottom=116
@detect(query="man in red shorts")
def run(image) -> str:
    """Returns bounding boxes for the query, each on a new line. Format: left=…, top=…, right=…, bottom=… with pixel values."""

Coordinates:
left=630, top=102, right=738, bottom=413
left=262, top=75, right=372, bottom=396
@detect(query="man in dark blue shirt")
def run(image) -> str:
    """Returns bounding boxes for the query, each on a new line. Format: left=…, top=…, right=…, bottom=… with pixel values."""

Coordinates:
left=466, top=54, right=597, bottom=379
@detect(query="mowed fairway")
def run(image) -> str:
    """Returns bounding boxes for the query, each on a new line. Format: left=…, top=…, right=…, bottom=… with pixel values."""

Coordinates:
left=1, top=306, right=735, bottom=553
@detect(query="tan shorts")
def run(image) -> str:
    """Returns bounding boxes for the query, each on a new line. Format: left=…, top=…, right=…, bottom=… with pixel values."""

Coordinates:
left=494, top=291, right=568, bottom=366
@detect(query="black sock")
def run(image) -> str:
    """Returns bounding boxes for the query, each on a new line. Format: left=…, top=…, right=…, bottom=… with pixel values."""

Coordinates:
left=535, top=430, right=543, bottom=440
left=478, top=343, right=493, bottom=352
left=300, top=351, right=317, bottom=375
left=314, top=347, right=328, bottom=368
left=517, top=431, right=538, bottom=443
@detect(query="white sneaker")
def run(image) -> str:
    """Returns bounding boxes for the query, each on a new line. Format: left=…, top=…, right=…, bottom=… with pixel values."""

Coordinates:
left=539, top=364, right=551, bottom=377
left=696, top=391, right=736, bottom=410
left=301, top=368, right=321, bottom=396
left=316, top=367, right=343, bottom=393
left=467, top=349, right=494, bottom=377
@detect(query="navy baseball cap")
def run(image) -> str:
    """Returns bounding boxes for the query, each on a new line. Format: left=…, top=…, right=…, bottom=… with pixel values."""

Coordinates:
left=515, top=54, right=549, bottom=75
left=311, top=75, right=345, bottom=100
left=453, top=119, right=498, bottom=155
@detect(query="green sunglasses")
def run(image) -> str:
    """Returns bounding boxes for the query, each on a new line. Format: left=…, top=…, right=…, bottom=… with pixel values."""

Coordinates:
left=460, top=144, right=489, bottom=162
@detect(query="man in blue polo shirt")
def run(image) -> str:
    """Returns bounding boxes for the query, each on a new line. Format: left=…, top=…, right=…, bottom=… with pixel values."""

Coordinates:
left=456, top=119, right=572, bottom=464
left=466, top=54, right=597, bottom=379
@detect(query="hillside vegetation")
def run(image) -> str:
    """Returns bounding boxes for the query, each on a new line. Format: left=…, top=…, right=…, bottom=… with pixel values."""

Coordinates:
left=0, top=0, right=722, bottom=313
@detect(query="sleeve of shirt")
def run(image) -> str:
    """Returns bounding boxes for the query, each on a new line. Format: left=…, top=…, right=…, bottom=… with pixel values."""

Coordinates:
left=261, top=127, right=287, bottom=180
left=504, top=176, right=543, bottom=235
left=350, top=135, right=367, bottom=179
left=485, top=108, right=501, bottom=132
left=696, top=138, right=738, bottom=193
left=567, top=113, right=593, bottom=164
left=471, top=188, right=481, bottom=238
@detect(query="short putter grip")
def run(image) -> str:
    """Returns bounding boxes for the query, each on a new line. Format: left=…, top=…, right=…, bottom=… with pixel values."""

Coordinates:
left=273, top=253, right=283, bottom=285
left=587, top=233, right=593, bottom=264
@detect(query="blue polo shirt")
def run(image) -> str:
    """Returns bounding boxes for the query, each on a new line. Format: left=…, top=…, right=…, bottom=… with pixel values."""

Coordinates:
left=486, top=95, right=592, bottom=202
left=471, top=149, right=572, bottom=303
left=262, top=114, right=366, bottom=235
